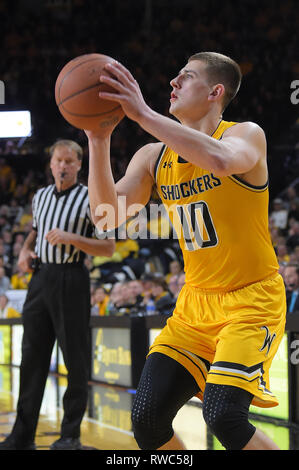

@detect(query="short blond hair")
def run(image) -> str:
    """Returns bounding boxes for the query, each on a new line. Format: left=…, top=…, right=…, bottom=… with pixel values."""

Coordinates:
left=49, top=139, right=83, bottom=161
left=188, top=52, right=242, bottom=110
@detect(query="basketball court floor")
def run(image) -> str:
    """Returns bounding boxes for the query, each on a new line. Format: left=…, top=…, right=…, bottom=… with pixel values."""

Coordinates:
left=0, top=365, right=298, bottom=452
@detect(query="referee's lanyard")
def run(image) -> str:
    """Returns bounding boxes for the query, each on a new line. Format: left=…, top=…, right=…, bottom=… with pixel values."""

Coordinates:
left=289, top=290, right=298, bottom=313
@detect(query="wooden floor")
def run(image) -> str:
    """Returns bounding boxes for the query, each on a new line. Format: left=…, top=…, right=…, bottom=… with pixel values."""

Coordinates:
left=0, top=365, right=298, bottom=451
left=0, top=365, right=206, bottom=451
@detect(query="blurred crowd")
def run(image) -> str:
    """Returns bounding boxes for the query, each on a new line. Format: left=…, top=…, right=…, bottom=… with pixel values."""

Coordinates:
left=0, top=145, right=299, bottom=318
left=0, top=0, right=299, bottom=317
left=1, top=1, right=299, bottom=187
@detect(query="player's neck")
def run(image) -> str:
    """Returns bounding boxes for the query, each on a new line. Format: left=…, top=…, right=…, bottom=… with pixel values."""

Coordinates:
left=180, top=109, right=223, bottom=136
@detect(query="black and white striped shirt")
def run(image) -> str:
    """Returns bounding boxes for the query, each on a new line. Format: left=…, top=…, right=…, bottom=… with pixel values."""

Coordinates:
left=32, top=183, right=94, bottom=264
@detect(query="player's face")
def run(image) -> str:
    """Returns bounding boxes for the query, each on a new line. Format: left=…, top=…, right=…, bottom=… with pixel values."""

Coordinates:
left=50, top=145, right=81, bottom=188
left=169, top=60, right=213, bottom=121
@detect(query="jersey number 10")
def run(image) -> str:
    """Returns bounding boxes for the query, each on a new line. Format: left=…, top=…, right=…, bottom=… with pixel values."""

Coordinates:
left=176, top=201, right=218, bottom=251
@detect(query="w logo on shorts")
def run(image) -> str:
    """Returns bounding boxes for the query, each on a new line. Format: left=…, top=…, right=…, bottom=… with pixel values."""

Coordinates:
left=259, top=326, right=276, bottom=356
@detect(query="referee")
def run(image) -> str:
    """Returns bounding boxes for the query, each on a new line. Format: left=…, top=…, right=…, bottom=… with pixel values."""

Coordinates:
left=0, top=140, right=115, bottom=450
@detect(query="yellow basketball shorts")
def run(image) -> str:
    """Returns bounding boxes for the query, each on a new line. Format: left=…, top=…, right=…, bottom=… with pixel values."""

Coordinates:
left=149, top=273, right=286, bottom=408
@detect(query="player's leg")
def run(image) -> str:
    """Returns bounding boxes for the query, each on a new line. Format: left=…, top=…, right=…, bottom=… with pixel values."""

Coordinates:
left=202, top=274, right=286, bottom=450
left=202, top=383, right=256, bottom=450
left=243, top=428, right=279, bottom=450
left=131, top=352, right=200, bottom=450
left=202, top=383, right=279, bottom=450
left=158, top=433, right=186, bottom=450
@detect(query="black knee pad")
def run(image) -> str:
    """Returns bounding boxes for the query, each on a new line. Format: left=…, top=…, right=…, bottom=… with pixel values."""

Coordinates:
left=131, top=352, right=199, bottom=449
left=131, top=393, right=174, bottom=450
left=202, top=383, right=256, bottom=450
left=131, top=358, right=174, bottom=449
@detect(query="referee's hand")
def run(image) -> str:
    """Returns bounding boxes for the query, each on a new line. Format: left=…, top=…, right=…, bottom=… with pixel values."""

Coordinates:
left=45, top=228, right=73, bottom=246
left=17, top=249, right=37, bottom=273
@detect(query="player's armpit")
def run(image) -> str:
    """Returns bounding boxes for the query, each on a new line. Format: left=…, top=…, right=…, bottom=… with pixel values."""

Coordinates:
left=116, top=141, right=162, bottom=202
left=96, top=142, right=162, bottom=231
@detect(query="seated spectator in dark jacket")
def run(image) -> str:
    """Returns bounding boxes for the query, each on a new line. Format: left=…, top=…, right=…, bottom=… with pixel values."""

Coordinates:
left=150, top=277, right=175, bottom=314
left=127, top=280, right=144, bottom=308
left=286, top=221, right=299, bottom=252
left=284, top=263, right=299, bottom=313
left=107, top=281, right=140, bottom=315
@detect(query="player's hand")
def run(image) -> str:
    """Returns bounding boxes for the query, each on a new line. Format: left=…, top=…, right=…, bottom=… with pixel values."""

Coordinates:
left=45, top=228, right=73, bottom=246
left=98, top=61, right=150, bottom=123
left=84, top=128, right=112, bottom=140
left=17, top=249, right=37, bottom=273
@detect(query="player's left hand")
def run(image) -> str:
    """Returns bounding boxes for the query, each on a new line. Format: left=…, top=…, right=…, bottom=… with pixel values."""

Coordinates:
left=45, top=228, right=73, bottom=246
left=98, top=61, right=150, bottom=123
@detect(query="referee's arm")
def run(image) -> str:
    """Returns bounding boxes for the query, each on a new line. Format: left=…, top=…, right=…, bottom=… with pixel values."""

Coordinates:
left=18, top=229, right=38, bottom=273
left=45, top=228, right=115, bottom=257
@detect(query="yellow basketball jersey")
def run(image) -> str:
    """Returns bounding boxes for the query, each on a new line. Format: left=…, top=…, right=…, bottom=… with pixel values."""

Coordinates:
left=155, top=120, right=279, bottom=291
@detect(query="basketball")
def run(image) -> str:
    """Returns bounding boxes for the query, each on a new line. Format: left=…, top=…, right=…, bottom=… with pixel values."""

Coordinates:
left=55, top=53, right=124, bottom=131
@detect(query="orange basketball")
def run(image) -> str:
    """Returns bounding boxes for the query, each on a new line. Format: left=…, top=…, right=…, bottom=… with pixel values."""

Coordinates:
left=55, top=53, right=124, bottom=131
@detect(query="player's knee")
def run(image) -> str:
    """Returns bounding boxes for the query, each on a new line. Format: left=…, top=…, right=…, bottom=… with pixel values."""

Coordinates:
left=131, top=398, right=174, bottom=450
left=202, top=383, right=256, bottom=450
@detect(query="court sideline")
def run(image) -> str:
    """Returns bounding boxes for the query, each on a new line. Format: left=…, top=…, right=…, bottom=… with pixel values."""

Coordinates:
left=0, top=365, right=297, bottom=451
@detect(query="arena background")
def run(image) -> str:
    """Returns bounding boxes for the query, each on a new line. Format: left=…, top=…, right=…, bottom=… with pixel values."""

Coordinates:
left=1, top=0, right=299, bottom=195
left=0, top=0, right=299, bottom=452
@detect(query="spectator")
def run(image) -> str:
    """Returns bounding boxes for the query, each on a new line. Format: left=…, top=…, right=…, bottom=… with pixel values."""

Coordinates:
left=10, top=266, right=32, bottom=290
left=177, top=273, right=186, bottom=293
left=269, top=198, right=289, bottom=231
left=165, top=260, right=183, bottom=284
left=140, top=272, right=164, bottom=305
left=0, top=267, right=10, bottom=294
left=106, top=282, right=124, bottom=313
left=127, top=280, right=144, bottom=308
left=284, top=263, right=299, bottom=313
left=294, top=246, right=299, bottom=264
left=286, top=221, right=299, bottom=251
left=275, top=243, right=290, bottom=264
left=287, top=200, right=299, bottom=227
left=284, top=186, right=299, bottom=209
left=2, top=230, right=13, bottom=257
left=168, top=274, right=180, bottom=299
left=91, top=285, right=110, bottom=316
left=0, top=294, right=21, bottom=319
left=107, top=281, right=138, bottom=314
left=278, top=261, right=287, bottom=278
left=150, top=277, right=175, bottom=315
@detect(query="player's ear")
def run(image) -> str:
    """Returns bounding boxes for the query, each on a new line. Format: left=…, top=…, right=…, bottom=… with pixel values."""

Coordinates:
left=208, top=84, right=225, bottom=103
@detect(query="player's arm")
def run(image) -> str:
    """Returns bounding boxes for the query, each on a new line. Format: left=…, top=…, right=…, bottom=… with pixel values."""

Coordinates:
left=98, top=62, right=266, bottom=177
left=87, top=133, right=161, bottom=230
left=138, top=118, right=266, bottom=177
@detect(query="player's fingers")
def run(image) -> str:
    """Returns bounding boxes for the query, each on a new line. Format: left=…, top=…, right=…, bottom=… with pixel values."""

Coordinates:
left=111, top=61, right=136, bottom=81
left=98, top=90, right=125, bottom=103
left=99, top=74, right=125, bottom=92
left=104, top=62, right=136, bottom=86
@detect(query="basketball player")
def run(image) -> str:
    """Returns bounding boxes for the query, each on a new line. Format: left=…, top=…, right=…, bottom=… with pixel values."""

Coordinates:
left=85, top=52, right=286, bottom=450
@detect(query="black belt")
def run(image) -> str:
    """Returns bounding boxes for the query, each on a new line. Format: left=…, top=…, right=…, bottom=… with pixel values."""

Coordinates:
left=32, top=258, right=83, bottom=269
